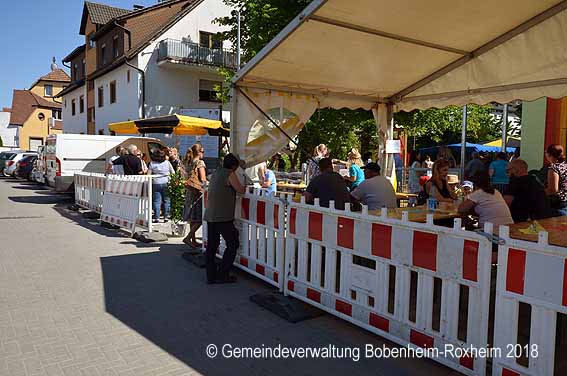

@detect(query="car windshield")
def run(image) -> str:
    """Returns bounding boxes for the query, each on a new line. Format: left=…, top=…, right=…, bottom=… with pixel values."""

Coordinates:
left=0, top=153, right=16, bottom=160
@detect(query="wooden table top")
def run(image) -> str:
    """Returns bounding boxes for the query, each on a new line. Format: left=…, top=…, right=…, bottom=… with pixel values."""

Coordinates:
left=369, top=204, right=461, bottom=223
left=277, top=182, right=306, bottom=190
left=506, top=216, right=567, bottom=247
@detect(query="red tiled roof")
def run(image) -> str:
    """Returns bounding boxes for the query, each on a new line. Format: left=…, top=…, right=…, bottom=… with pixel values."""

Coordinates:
left=9, top=90, right=62, bottom=126
left=39, top=69, right=71, bottom=83
left=85, top=2, right=130, bottom=25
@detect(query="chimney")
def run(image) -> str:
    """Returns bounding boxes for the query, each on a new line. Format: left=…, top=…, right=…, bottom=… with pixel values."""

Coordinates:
left=133, top=4, right=144, bottom=10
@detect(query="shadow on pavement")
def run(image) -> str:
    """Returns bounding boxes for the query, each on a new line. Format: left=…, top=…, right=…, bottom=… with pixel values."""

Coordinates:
left=52, top=204, right=128, bottom=239
left=12, top=184, right=50, bottom=190
left=9, top=195, right=73, bottom=205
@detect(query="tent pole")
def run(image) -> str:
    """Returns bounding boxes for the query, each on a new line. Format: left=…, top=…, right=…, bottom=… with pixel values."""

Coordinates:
left=460, top=105, right=467, bottom=181
left=385, top=103, right=394, bottom=177
left=501, top=104, right=508, bottom=152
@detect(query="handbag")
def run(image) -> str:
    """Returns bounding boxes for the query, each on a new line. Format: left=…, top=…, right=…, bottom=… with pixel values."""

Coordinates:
left=184, top=162, right=203, bottom=192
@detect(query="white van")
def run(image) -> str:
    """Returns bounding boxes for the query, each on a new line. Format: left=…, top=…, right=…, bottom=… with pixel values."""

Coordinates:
left=45, top=134, right=166, bottom=192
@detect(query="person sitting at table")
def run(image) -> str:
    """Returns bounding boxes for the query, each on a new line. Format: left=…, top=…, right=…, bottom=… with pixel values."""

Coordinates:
left=425, top=159, right=457, bottom=203
left=458, top=171, right=513, bottom=229
left=258, top=162, right=277, bottom=196
left=503, top=159, right=553, bottom=222
left=350, top=162, right=396, bottom=210
left=334, top=148, right=365, bottom=190
left=544, top=144, right=567, bottom=216
left=303, top=158, right=350, bottom=210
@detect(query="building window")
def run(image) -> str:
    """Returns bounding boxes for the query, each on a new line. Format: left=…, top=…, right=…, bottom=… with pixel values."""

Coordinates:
left=101, top=44, right=106, bottom=65
left=82, top=59, right=86, bottom=78
left=199, top=31, right=222, bottom=49
left=127, top=70, right=130, bottom=83
left=79, top=95, right=85, bottom=113
left=73, top=63, right=78, bottom=81
left=52, top=109, right=61, bottom=119
left=88, top=33, right=95, bottom=49
left=98, top=86, right=104, bottom=107
left=110, top=81, right=117, bottom=104
left=71, top=99, right=76, bottom=116
left=112, top=36, right=119, bottom=58
left=199, top=79, right=221, bottom=102
left=44, top=85, right=53, bottom=97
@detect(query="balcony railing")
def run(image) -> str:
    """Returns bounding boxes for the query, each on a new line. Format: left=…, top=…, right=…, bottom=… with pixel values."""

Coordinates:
left=157, top=39, right=238, bottom=70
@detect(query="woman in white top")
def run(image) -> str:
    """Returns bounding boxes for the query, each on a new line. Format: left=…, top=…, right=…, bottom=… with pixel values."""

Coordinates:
left=458, top=171, right=513, bottom=230
left=148, top=149, right=175, bottom=222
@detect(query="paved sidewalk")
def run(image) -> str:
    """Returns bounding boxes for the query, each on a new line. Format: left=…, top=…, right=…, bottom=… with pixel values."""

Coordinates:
left=0, top=178, right=457, bottom=376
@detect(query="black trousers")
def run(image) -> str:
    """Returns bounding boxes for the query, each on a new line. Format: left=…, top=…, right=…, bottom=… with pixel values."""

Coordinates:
left=206, top=221, right=239, bottom=282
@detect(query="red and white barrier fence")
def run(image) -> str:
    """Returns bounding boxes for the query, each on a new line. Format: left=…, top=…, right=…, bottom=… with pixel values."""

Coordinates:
left=493, top=226, right=567, bottom=376
left=284, top=198, right=492, bottom=376
left=74, top=172, right=106, bottom=213
left=74, top=173, right=153, bottom=233
left=101, top=175, right=147, bottom=234
left=233, top=189, right=286, bottom=290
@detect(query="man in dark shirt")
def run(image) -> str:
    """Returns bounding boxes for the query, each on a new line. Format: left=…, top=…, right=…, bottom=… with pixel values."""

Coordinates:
left=112, top=144, right=143, bottom=175
left=303, top=158, right=350, bottom=210
left=503, top=159, right=553, bottom=222
left=464, top=152, right=485, bottom=180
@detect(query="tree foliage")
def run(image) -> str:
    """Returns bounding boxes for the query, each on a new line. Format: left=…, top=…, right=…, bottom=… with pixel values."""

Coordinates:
left=395, top=105, right=501, bottom=150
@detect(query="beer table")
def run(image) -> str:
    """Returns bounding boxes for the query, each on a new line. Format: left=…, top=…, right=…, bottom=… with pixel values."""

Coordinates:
left=506, top=216, right=567, bottom=247
left=369, top=204, right=462, bottom=224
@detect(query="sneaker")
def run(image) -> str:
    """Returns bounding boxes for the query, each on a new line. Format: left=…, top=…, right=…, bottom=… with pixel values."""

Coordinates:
left=152, top=219, right=159, bottom=223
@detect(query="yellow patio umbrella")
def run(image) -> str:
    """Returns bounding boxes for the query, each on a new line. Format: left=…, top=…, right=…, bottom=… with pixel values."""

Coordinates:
left=108, top=114, right=228, bottom=136
left=483, top=137, right=521, bottom=148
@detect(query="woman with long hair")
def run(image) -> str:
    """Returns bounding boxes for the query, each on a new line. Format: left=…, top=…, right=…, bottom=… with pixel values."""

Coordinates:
left=437, top=146, right=457, bottom=168
left=425, top=159, right=457, bottom=202
left=307, top=143, right=327, bottom=182
left=545, top=144, right=567, bottom=215
left=458, top=171, right=513, bottom=228
left=182, top=143, right=208, bottom=247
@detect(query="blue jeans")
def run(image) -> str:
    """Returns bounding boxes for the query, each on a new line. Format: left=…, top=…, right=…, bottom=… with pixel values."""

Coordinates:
left=152, top=184, right=170, bottom=220
left=557, top=207, right=567, bottom=216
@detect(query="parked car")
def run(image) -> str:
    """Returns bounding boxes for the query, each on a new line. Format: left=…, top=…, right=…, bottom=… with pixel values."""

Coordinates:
left=15, top=155, right=38, bottom=180
left=3, top=151, right=37, bottom=177
left=45, top=134, right=166, bottom=192
left=0, top=151, right=22, bottom=174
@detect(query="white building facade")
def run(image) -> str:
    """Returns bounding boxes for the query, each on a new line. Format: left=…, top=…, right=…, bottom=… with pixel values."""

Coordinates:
left=0, top=111, right=17, bottom=148
left=60, top=0, right=234, bottom=135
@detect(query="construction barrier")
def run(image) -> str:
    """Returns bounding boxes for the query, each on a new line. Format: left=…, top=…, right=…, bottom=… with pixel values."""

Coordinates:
left=204, top=188, right=286, bottom=290
left=100, top=175, right=147, bottom=234
left=284, top=198, right=492, bottom=376
left=493, top=226, right=567, bottom=376
left=233, top=189, right=286, bottom=290
left=74, top=172, right=106, bottom=213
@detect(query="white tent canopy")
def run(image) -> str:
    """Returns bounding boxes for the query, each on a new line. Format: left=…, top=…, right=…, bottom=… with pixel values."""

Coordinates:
left=231, top=0, right=567, bottom=165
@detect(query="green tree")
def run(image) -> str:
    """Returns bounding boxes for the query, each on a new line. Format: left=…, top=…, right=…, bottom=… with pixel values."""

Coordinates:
left=395, top=105, right=501, bottom=151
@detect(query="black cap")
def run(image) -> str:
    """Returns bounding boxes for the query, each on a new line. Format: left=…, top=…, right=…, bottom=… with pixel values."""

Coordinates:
left=362, top=162, right=381, bottom=173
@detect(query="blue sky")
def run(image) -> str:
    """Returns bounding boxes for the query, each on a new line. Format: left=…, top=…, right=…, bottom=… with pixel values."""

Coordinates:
left=0, top=0, right=157, bottom=109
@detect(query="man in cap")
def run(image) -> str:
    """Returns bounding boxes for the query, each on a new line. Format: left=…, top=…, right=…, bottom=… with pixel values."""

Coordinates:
left=350, top=162, right=397, bottom=210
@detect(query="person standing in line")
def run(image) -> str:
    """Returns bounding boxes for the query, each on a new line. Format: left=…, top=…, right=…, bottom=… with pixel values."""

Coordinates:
left=168, top=147, right=181, bottom=172
left=423, top=155, right=434, bottom=169
left=108, top=146, right=126, bottom=174
left=148, top=149, right=175, bottom=223
left=182, top=144, right=208, bottom=248
left=204, top=154, right=246, bottom=284
left=545, top=144, right=567, bottom=215
left=111, top=144, right=143, bottom=175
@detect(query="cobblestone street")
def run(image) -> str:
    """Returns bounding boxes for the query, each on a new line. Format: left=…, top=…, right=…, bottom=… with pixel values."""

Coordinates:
left=0, top=179, right=455, bottom=376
